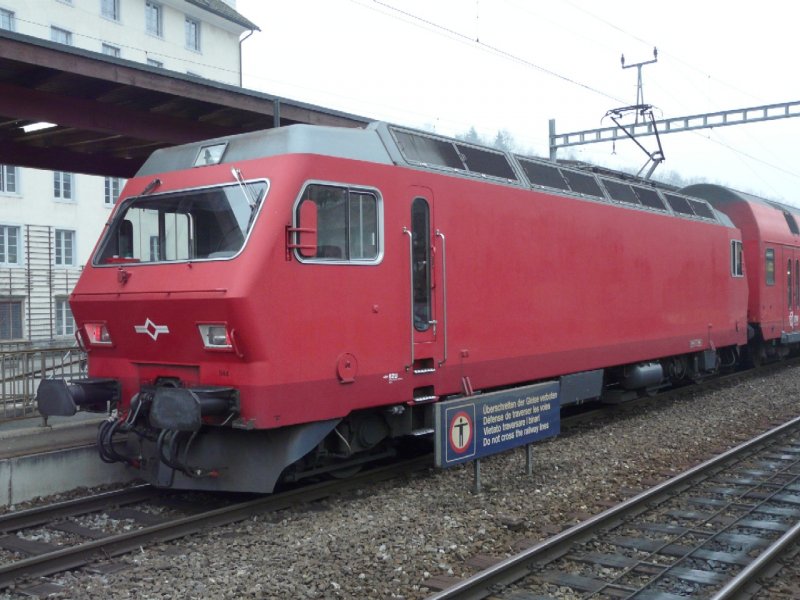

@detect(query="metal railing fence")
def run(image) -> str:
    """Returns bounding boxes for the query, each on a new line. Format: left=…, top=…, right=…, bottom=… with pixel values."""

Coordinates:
left=0, top=346, right=87, bottom=420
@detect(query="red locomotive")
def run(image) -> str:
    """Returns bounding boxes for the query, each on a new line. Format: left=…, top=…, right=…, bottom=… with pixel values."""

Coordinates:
left=36, top=122, right=795, bottom=493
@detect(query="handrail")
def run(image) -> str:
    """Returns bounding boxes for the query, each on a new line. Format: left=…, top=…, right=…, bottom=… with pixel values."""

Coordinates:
left=402, top=227, right=414, bottom=371
left=435, top=229, right=448, bottom=367
left=0, top=345, right=87, bottom=421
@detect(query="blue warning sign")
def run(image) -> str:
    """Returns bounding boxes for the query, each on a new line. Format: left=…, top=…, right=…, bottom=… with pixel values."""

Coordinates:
left=434, top=381, right=560, bottom=468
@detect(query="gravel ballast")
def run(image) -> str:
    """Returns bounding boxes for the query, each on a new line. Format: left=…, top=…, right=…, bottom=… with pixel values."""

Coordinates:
left=5, top=367, right=800, bottom=599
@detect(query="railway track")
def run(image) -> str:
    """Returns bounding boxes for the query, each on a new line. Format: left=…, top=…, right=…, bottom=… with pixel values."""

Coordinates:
left=3, top=364, right=796, bottom=596
left=0, top=455, right=431, bottom=594
left=428, top=414, right=800, bottom=599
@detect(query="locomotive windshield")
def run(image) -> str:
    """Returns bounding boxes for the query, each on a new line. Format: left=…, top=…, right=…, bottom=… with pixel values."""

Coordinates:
left=95, top=181, right=267, bottom=265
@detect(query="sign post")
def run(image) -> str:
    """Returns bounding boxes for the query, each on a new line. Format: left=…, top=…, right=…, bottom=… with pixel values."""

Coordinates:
left=434, top=381, right=560, bottom=491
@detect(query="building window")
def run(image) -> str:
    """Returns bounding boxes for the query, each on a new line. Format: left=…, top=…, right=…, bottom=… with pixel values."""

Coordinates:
left=101, top=0, right=120, bottom=20
left=102, top=43, right=121, bottom=57
left=0, top=8, right=15, bottom=31
left=104, top=177, right=123, bottom=205
left=295, top=184, right=380, bottom=262
left=50, top=26, right=73, bottom=46
left=766, top=248, right=775, bottom=286
left=145, top=2, right=162, bottom=36
left=0, top=165, right=17, bottom=194
left=55, top=298, right=75, bottom=337
left=185, top=17, right=200, bottom=51
left=0, top=225, right=20, bottom=265
left=147, top=58, right=163, bottom=68
left=55, top=229, right=75, bottom=266
left=730, top=241, right=743, bottom=277
left=54, top=172, right=73, bottom=201
left=0, top=300, right=23, bottom=340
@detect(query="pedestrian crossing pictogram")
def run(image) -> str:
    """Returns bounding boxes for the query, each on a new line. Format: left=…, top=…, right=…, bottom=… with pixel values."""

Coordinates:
left=449, top=410, right=473, bottom=454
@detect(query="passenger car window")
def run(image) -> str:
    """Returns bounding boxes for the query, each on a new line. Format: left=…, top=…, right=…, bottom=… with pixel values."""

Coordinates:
left=730, top=241, right=743, bottom=277
left=765, top=248, right=775, bottom=286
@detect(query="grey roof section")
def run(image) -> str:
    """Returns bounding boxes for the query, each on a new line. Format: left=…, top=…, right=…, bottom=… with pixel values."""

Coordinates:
left=136, top=123, right=392, bottom=176
left=185, top=0, right=260, bottom=31
left=136, top=121, right=730, bottom=229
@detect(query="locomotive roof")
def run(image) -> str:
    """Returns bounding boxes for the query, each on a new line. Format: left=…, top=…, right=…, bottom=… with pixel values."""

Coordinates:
left=136, top=124, right=394, bottom=176
left=681, top=183, right=800, bottom=216
left=136, top=121, right=734, bottom=229
left=683, top=183, right=800, bottom=235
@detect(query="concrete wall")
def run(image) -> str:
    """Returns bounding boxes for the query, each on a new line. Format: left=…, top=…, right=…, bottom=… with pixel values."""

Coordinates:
left=0, top=445, right=137, bottom=505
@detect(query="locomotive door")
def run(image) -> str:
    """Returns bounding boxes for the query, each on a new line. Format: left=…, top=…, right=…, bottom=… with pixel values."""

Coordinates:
left=404, top=189, right=446, bottom=377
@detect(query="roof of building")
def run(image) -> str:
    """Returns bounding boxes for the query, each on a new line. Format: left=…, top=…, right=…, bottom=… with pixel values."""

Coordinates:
left=0, top=30, right=367, bottom=178
left=186, top=0, right=260, bottom=31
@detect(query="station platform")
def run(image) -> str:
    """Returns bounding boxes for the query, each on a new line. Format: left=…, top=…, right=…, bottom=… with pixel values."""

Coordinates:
left=0, top=412, right=137, bottom=505
left=0, top=412, right=104, bottom=459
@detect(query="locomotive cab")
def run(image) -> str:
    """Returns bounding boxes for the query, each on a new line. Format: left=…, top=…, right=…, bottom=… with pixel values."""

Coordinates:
left=36, top=175, right=291, bottom=487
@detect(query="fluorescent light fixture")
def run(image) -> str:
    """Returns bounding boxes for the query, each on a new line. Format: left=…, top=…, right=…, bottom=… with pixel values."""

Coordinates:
left=21, top=122, right=57, bottom=133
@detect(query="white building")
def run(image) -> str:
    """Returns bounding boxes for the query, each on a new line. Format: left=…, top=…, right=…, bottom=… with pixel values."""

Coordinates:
left=0, top=0, right=258, bottom=345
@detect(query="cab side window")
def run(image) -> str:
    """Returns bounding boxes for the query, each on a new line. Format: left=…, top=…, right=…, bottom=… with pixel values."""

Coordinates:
left=297, top=183, right=380, bottom=262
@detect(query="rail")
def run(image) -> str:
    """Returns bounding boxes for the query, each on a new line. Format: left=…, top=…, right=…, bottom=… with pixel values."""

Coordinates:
left=0, top=456, right=432, bottom=591
left=429, top=414, right=800, bottom=599
left=0, top=345, right=86, bottom=420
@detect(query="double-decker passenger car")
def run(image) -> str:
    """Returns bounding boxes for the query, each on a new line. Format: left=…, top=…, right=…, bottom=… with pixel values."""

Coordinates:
left=38, top=122, right=749, bottom=493
left=684, top=184, right=800, bottom=362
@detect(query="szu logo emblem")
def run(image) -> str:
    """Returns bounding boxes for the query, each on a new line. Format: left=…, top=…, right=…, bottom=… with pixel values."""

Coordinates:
left=134, top=318, right=170, bottom=341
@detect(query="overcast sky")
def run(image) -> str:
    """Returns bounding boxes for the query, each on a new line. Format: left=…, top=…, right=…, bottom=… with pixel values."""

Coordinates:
left=238, top=0, right=799, bottom=203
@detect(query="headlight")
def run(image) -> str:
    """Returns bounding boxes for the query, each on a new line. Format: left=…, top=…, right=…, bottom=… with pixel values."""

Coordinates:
left=198, top=324, right=232, bottom=350
left=84, top=322, right=112, bottom=346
